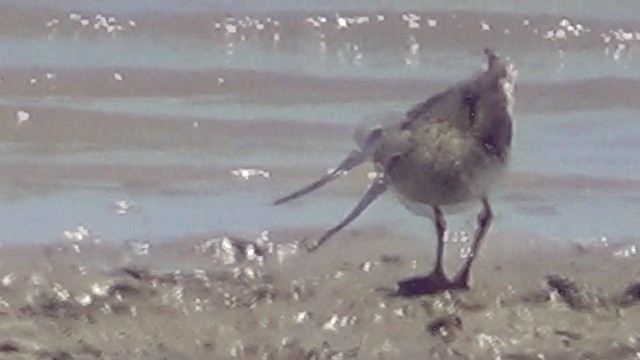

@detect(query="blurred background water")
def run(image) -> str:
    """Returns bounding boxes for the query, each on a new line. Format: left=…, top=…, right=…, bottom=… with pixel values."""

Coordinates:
left=1, top=0, right=639, bottom=246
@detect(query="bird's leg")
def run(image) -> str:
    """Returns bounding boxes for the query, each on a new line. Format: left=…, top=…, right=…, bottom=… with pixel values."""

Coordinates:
left=394, top=206, right=450, bottom=297
left=302, top=174, right=388, bottom=252
left=431, top=206, right=447, bottom=278
left=451, top=197, right=492, bottom=289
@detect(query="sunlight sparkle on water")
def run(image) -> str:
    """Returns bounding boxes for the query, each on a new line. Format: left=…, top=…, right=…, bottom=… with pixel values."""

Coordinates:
left=231, top=168, right=270, bottom=180
left=63, top=225, right=91, bottom=241
left=113, top=200, right=134, bottom=215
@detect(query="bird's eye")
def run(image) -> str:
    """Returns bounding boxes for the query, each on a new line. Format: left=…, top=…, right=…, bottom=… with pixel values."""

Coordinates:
left=464, top=93, right=478, bottom=124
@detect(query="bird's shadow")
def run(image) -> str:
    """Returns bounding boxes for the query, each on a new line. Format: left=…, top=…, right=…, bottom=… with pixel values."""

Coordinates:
left=384, top=274, right=468, bottom=298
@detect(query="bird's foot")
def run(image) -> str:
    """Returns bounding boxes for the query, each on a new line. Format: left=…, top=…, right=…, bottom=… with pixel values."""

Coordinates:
left=449, top=268, right=470, bottom=291
left=394, top=272, right=452, bottom=297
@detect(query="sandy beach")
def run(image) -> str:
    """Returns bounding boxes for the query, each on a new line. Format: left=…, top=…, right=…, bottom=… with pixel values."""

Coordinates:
left=0, top=229, right=638, bottom=359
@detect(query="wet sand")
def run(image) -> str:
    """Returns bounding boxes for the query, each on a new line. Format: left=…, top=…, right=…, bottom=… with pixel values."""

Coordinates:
left=2, top=99, right=640, bottom=199
left=3, top=68, right=640, bottom=110
left=0, top=229, right=638, bottom=359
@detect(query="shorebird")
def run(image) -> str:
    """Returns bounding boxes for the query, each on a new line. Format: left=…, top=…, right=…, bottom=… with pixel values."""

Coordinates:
left=275, top=49, right=516, bottom=296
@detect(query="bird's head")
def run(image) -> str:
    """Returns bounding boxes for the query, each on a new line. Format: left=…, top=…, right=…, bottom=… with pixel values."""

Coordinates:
left=406, top=49, right=517, bottom=135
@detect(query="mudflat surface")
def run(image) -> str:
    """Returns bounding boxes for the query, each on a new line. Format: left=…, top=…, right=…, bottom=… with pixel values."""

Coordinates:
left=0, top=229, right=638, bottom=360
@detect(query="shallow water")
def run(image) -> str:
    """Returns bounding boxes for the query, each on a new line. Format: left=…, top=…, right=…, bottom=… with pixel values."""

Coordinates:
left=1, top=1, right=639, bottom=246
